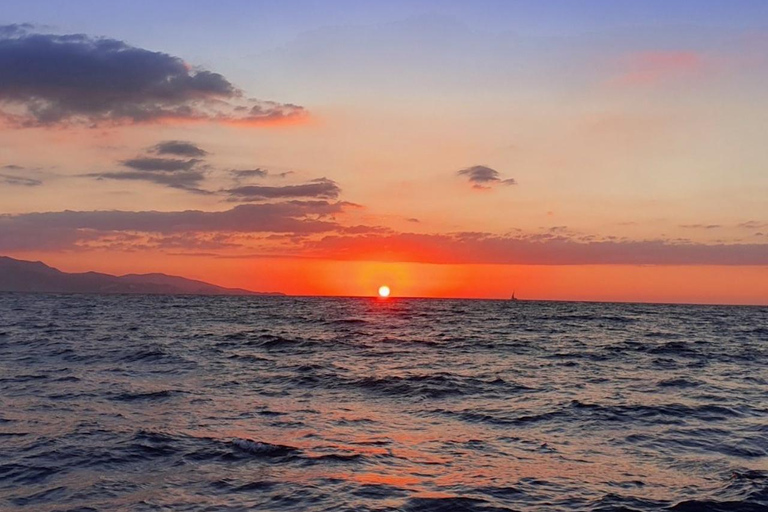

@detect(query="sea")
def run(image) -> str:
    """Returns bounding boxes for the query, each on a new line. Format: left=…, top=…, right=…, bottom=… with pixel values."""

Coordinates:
left=1, top=294, right=766, bottom=512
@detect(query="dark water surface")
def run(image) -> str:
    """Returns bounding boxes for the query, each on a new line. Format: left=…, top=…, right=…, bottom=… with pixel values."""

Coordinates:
left=1, top=294, right=767, bottom=511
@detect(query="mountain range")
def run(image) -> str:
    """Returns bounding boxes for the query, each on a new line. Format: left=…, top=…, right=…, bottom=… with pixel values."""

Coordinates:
left=0, top=256, right=283, bottom=296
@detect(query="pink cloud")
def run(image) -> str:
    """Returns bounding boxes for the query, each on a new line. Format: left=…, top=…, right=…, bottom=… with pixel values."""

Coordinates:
left=612, top=51, right=706, bottom=87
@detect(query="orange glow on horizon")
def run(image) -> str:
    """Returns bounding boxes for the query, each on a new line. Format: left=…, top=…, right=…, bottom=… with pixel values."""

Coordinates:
left=7, top=251, right=768, bottom=306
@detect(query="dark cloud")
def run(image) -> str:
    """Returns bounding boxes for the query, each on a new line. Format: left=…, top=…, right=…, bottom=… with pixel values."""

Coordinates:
left=406, top=218, right=420, bottom=223
left=2, top=164, right=25, bottom=171
left=231, top=169, right=295, bottom=181
left=121, top=157, right=201, bottom=172
left=232, top=168, right=269, bottom=179
left=86, top=142, right=336, bottom=197
left=150, top=140, right=208, bottom=157
left=87, top=143, right=209, bottom=191
left=226, top=178, right=341, bottom=200
left=86, top=170, right=208, bottom=193
left=0, top=201, right=349, bottom=251
left=0, top=173, right=42, bottom=186
left=457, top=165, right=516, bottom=189
left=0, top=28, right=306, bottom=126
left=85, top=152, right=206, bottom=191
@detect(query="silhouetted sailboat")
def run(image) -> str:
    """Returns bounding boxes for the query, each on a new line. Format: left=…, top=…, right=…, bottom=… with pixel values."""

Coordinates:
left=510, top=290, right=519, bottom=301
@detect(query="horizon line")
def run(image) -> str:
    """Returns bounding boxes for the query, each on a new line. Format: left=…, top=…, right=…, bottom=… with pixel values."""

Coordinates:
left=1, top=290, right=765, bottom=308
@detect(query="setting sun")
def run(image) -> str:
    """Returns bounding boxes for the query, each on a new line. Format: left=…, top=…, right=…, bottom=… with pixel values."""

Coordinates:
left=378, top=285, right=391, bottom=298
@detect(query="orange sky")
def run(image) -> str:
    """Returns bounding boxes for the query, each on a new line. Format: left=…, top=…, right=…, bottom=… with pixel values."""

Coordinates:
left=13, top=250, right=767, bottom=305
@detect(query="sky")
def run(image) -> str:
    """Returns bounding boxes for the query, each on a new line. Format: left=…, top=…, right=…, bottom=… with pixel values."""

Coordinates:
left=0, top=0, right=767, bottom=304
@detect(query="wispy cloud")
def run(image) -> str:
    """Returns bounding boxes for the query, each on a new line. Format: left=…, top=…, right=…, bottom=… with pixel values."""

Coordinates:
left=738, top=221, right=768, bottom=230
left=87, top=170, right=208, bottom=193
left=226, top=178, right=341, bottom=201
left=680, top=224, right=721, bottom=229
left=232, top=168, right=269, bottom=179
left=0, top=173, right=42, bottom=187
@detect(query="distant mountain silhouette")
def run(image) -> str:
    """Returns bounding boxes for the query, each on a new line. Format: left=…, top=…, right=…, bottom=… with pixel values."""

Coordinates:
left=0, top=256, right=283, bottom=296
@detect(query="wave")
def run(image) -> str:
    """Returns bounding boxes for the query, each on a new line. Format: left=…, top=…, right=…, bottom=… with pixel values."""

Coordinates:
left=110, top=389, right=184, bottom=401
left=432, top=400, right=749, bottom=429
left=231, top=438, right=298, bottom=457
left=2, top=294, right=766, bottom=511
left=400, top=496, right=515, bottom=512
left=348, top=374, right=532, bottom=399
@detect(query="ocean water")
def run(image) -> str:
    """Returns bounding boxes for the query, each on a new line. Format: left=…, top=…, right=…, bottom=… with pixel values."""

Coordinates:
left=1, top=294, right=767, bottom=512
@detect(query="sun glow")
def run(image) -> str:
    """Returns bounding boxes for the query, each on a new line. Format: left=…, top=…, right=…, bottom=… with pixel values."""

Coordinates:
left=378, top=285, right=391, bottom=298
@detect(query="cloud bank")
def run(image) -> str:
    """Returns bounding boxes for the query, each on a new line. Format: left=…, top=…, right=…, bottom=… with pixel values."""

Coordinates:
left=0, top=201, right=350, bottom=251
left=2, top=205, right=767, bottom=266
left=305, top=232, right=768, bottom=266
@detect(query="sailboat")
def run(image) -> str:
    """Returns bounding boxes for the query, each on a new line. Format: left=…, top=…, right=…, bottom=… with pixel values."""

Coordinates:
left=510, top=290, right=519, bottom=301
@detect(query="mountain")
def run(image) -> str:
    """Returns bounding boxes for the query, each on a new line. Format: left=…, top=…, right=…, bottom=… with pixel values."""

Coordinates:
left=0, top=256, right=284, bottom=296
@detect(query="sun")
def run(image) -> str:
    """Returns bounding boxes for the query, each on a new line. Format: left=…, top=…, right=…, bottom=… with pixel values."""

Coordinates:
left=378, top=285, right=391, bottom=298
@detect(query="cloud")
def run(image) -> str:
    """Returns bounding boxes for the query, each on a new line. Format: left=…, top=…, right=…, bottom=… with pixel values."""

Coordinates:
left=232, top=168, right=269, bottom=179
left=226, top=178, right=341, bottom=200
left=612, top=51, right=705, bottom=87
left=231, top=169, right=295, bottom=182
left=457, top=165, right=517, bottom=189
left=84, top=142, right=210, bottom=192
left=0, top=163, right=44, bottom=186
left=680, top=224, right=721, bottom=229
left=87, top=170, right=208, bottom=193
left=738, top=221, right=768, bottom=230
left=121, top=157, right=201, bottom=172
left=150, top=140, right=208, bottom=157
left=4, top=202, right=767, bottom=266
left=0, top=173, right=41, bottom=186
left=0, top=27, right=307, bottom=127
left=302, top=232, right=768, bottom=266
left=85, top=141, right=337, bottom=197
left=0, top=24, right=33, bottom=38
left=0, top=201, right=349, bottom=251
left=1, top=201, right=345, bottom=234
